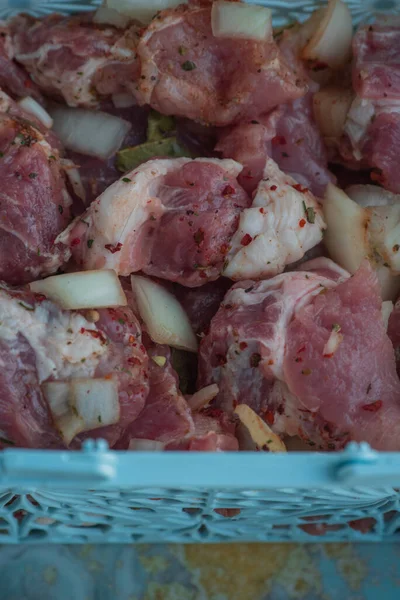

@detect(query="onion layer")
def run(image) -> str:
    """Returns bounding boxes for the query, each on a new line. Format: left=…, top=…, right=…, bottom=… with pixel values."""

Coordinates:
left=313, top=86, right=353, bottom=143
left=188, top=384, right=219, bottom=411
left=18, top=97, right=53, bottom=129
left=42, top=377, right=120, bottom=445
left=30, top=270, right=127, bottom=310
left=302, top=0, right=353, bottom=69
left=93, top=4, right=131, bottom=27
left=131, top=275, right=198, bottom=352
left=234, top=404, right=286, bottom=452
left=212, top=1, right=272, bottom=41
left=49, top=107, right=131, bottom=160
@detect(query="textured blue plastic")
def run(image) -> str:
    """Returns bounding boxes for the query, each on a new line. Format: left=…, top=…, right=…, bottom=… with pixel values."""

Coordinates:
left=0, top=0, right=400, bottom=543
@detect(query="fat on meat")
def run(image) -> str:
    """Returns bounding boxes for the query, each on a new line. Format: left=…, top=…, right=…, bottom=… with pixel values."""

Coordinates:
left=199, top=260, right=400, bottom=450
left=60, top=157, right=250, bottom=287
left=216, top=94, right=333, bottom=197
left=223, top=157, right=325, bottom=281
left=134, top=2, right=306, bottom=126
left=10, top=14, right=140, bottom=107
left=0, top=90, right=72, bottom=285
left=0, top=284, right=149, bottom=448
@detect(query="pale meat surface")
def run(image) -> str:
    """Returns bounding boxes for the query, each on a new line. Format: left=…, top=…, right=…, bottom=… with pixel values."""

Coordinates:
left=61, top=157, right=250, bottom=287
left=0, top=91, right=72, bottom=285
left=0, top=285, right=149, bottom=448
left=223, top=157, right=325, bottom=281
left=135, top=3, right=306, bottom=126
left=11, top=14, right=140, bottom=107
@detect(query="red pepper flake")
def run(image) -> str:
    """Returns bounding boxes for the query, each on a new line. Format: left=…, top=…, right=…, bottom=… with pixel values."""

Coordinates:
left=299, top=218, right=306, bottom=228
left=265, top=410, right=275, bottom=425
left=104, top=242, right=123, bottom=254
left=270, top=185, right=277, bottom=191
left=361, top=400, right=383, bottom=412
left=222, top=184, right=235, bottom=196
left=71, top=237, right=81, bottom=247
left=267, top=359, right=274, bottom=365
left=220, top=242, right=230, bottom=255
left=127, top=357, right=141, bottom=366
left=250, top=353, right=262, bottom=368
left=128, top=335, right=136, bottom=345
left=239, top=342, right=248, bottom=350
left=292, top=183, right=309, bottom=193
left=240, top=233, right=253, bottom=246
left=193, top=228, right=205, bottom=245
left=259, top=207, right=265, bottom=214
left=80, top=328, right=107, bottom=344
left=271, top=135, right=287, bottom=146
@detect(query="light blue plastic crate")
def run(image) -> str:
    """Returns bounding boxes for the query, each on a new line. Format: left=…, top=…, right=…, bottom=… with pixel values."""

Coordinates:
left=0, top=0, right=400, bottom=544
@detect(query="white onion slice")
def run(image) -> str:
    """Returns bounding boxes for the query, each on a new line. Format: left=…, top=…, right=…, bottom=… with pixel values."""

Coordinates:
left=323, top=183, right=369, bottom=274
left=187, top=384, right=219, bottom=412
left=94, top=4, right=131, bottom=27
left=30, top=270, right=127, bottom=310
left=129, top=439, right=165, bottom=451
left=346, top=185, right=398, bottom=208
left=112, top=92, right=136, bottom=108
left=43, top=377, right=120, bottom=445
left=234, top=404, right=286, bottom=453
left=322, top=325, right=343, bottom=357
left=107, top=0, right=185, bottom=24
left=302, top=0, right=353, bottom=69
left=131, top=275, right=198, bottom=352
left=313, top=86, right=353, bottom=141
left=211, top=1, right=272, bottom=41
left=49, top=107, right=131, bottom=160
left=18, top=97, right=53, bottom=129
left=382, top=301, right=394, bottom=330
left=377, top=267, right=400, bottom=302
left=60, top=159, right=86, bottom=204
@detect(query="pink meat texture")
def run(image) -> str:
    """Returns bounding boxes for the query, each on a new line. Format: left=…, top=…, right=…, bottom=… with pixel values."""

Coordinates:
left=134, top=2, right=306, bottom=126
left=10, top=13, right=140, bottom=107
left=0, top=284, right=149, bottom=449
left=217, top=94, right=332, bottom=197
left=0, top=90, right=72, bottom=285
left=340, top=21, right=400, bottom=192
left=199, top=261, right=400, bottom=450
left=0, top=21, right=42, bottom=100
left=61, top=157, right=251, bottom=287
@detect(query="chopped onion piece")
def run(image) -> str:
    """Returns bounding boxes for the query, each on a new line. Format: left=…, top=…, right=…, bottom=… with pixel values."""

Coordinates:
left=234, top=404, right=286, bottom=453
left=94, top=4, right=131, bottom=27
left=43, top=377, right=120, bottom=445
left=377, top=267, right=400, bottom=302
left=61, top=159, right=86, bottom=204
left=131, top=275, right=198, bottom=352
left=313, top=86, right=353, bottom=142
left=49, top=107, right=131, bottom=160
left=302, top=0, right=353, bottom=69
left=18, top=97, right=53, bottom=129
left=112, top=92, right=136, bottom=108
left=212, top=1, right=272, bottom=41
left=71, top=377, right=119, bottom=431
left=30, top=270, right=127, bottom=310
left=322, top=325, right=343, bottom=357
left=323, top=183, right=369, bottom=274
left=107, top=0, right=185, bottom=24
left=152, top=355, right=167, bottom=368
left=187, top=384, right=219, bottom=412
left=346, top=185, right=398, bottom=208
left=382, top=301, right=394, bottom=330
left=129, top=439, right=165, bottom=451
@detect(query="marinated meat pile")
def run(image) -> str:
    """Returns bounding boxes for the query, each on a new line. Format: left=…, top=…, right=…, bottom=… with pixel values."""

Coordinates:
left=1, top=0, right=400, bottom=453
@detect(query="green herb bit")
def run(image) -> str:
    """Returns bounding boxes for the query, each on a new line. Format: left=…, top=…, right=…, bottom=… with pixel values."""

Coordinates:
left=147, top=110, right=176, bottom=142
left=181, top=60, right=196, bottom=71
